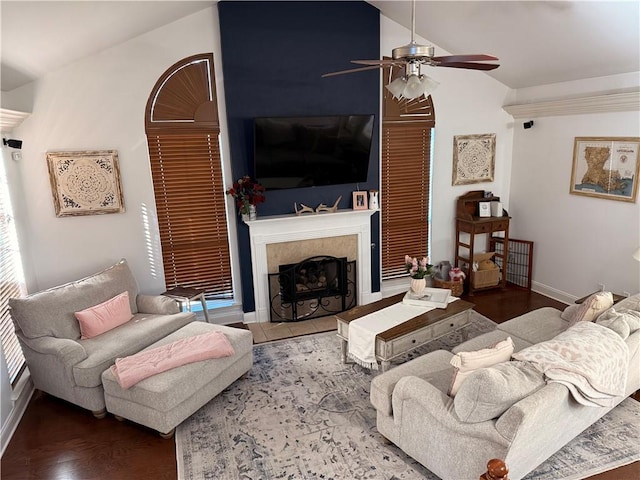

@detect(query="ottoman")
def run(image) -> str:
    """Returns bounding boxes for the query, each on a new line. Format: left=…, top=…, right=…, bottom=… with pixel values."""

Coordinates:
left=101, top=321, right=253, bottom=437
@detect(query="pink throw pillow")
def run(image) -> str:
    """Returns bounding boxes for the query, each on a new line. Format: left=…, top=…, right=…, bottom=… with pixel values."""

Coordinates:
left=75, top=291, right=133, bottom=339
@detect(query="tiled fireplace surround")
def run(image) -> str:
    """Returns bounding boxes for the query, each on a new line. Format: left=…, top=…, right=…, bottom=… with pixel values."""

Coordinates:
left=246, top=210, right=380, bottom=323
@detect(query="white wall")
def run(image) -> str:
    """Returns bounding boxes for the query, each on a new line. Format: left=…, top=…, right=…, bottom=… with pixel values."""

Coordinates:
left=509, top=104, right=640, bottom=301
left=10, top=7, right=225, bottom=295
left=380, top=17, right=513, bottom=269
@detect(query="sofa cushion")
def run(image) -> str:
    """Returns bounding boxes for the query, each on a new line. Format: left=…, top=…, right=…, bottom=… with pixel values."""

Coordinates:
left=595, top=308, right=640, bottom=340
left=9, top=259, right=139, bottom=340
left=561, top=292, right=613, bottom=325
left=448, top=337, right=514, bottom=397
left=453, top=361, right=545, bottom=423
left=608, top=293, right=640, bottom=313
left=497, top=307, right=568, bottom=345
left=72, top=311, right=195, bottom=388
left=370, top=350, right=454, bottom=416
left=76, top=291, right=133, bottom=339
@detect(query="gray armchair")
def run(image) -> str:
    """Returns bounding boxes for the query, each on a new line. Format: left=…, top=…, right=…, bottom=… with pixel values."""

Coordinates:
left=9, top=259, right=195, bottom=417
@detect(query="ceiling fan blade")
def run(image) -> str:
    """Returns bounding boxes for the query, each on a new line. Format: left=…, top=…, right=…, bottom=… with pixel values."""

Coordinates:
left=322, top=65, right=383, bottom=78
left=436, top=62, right=500, bottom=71
left=351, top=59, right=406, bottom=66
left=433, top=54, right=499, bottom=63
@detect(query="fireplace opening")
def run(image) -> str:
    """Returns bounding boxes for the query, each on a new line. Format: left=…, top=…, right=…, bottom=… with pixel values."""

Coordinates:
left=267, top=255, right=356, bottom=322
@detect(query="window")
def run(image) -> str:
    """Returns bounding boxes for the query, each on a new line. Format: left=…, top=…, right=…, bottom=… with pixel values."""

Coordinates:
left=0, top=153, right=26, bottom=383
left=380, top=65, right=435, bottom=279
left=145, top=54, right=233, bottom=299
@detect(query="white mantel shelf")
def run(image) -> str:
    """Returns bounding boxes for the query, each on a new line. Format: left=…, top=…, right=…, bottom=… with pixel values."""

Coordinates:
left=246, top=209, right=378, bottom=323
left=246, top=208, right=376, bottom=228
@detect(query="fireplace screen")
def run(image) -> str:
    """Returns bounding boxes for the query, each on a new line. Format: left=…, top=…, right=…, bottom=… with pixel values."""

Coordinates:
left=267, top=256, right=356, bottom=322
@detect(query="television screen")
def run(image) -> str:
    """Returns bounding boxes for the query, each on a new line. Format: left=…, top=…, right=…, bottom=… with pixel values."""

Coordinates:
left=254, top=114, right=375, bottom=190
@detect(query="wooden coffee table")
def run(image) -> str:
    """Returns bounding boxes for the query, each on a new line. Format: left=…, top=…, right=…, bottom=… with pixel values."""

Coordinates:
left=336, top=293, right=475, bottom=372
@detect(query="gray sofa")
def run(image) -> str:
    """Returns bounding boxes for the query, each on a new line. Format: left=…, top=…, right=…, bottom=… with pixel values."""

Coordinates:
left=9, top=259, right=195, bottom=417
left=370, top=293, right=640, bottom=480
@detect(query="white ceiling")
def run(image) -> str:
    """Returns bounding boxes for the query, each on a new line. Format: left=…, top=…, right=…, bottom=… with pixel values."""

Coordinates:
left=369, top=0, right=640, bottom=89
left=0, top=1, right=212, bottom=91
left=1, top=0, right=639, bottom=93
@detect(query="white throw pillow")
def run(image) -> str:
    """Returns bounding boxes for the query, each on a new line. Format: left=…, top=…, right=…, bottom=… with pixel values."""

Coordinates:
left=561, top=292, right=614, bottom=326
left=448, top=337, right=514, bottom=397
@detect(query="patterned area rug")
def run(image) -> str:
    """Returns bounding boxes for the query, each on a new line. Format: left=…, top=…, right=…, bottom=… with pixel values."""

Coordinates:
left=176, top=313, right=639, bottom=480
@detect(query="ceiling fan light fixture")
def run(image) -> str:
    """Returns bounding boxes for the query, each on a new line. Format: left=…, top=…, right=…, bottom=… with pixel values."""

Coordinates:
left=420, top=75, right=439, bottom=95
left=386, top=77, right=407, bottom=98
left=402, top=74, right=424, bottom=99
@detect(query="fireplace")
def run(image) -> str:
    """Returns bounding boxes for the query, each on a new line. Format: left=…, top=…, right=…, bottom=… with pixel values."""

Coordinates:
left=268, top=256, right=356, bottom=322
left=246, top=209, right=378, bottom=322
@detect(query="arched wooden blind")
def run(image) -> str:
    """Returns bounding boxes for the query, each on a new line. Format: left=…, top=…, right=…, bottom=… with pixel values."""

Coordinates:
left=381, top=64, right=435, bottom=278
left=145, top=53, right=232, bottom=298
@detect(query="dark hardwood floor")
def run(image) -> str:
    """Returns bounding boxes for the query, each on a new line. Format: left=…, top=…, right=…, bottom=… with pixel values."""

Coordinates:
left=2, top=286, right=638, bottom=479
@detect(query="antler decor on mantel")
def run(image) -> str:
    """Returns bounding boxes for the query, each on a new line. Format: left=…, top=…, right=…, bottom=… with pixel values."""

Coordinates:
left=294, top=196, right=342, bottom=215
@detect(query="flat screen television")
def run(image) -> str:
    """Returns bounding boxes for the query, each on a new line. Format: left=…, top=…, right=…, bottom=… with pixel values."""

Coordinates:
left=254, top=114, right=375, bottom=190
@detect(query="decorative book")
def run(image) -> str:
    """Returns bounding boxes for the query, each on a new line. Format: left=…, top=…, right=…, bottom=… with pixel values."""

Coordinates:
left=403, top=287, right=452, bottom=309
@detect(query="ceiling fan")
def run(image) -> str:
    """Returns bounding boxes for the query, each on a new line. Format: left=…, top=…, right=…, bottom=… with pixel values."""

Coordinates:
left=322, top=0, right=500, bottom=100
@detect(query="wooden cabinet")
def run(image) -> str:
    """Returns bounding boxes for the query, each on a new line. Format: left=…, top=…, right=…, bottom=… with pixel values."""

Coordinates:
left=455, top=191, right=510, bottom=295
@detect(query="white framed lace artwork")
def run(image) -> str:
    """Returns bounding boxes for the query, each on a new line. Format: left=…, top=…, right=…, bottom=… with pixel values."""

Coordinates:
left=452, top=133, right=496, bottom=185
left=46, top=150, right=125, bottom=217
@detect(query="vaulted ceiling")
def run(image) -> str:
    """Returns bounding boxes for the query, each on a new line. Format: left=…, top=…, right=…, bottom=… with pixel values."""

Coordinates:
left=1, top=1, right=638, bottom=93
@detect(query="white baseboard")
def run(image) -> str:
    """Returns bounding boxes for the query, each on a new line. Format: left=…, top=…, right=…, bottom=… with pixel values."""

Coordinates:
left=532, top=281, right=574, bottom=305
left=206, top=304, right=245, bottom=325
left=1, top=371, right=34, bottom=456
left=243, top=310, right=259, bottom=324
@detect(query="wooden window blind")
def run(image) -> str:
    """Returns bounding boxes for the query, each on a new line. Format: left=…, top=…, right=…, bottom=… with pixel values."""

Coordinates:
left=147, top=133, right=232, bottom=297
left=381, top=64, right=435, bottom=279
left=0, top=156, right=26, bottom=383
left=145, top=54, right=232, bottom=299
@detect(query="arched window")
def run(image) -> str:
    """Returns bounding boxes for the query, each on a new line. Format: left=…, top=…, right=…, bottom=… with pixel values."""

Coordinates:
left=145, top=53, right=232, bottom=299
left=381, top=64, right=435, bottom=278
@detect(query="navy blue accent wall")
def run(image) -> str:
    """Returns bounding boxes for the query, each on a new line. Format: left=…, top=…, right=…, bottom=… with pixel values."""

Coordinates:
left=219, top=1, right=380, bottom=312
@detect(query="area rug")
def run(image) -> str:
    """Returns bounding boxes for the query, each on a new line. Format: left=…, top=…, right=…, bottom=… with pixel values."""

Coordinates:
left=176, top=313, right=639, bottom=480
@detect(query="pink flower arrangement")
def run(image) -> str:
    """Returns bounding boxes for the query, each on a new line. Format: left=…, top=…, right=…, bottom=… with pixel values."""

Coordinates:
left=225, top=176, right=266, bottom=215
left=405, top=255, right=433, bottom=279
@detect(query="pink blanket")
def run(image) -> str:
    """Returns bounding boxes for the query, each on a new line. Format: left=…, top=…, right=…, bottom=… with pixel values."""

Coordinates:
left=111, top=330, right=235, bottom=389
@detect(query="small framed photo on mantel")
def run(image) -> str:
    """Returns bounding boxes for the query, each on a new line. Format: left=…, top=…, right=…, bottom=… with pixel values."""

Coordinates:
left=352, top=191, right=368, bottom=210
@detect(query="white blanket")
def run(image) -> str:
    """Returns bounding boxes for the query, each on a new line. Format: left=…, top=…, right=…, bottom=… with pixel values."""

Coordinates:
left=513, top=321, right=629, bottom=407
left=348, top=298, right=458, bottom=369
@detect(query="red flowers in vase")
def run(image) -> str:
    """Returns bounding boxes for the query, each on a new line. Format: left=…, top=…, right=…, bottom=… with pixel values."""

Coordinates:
left=226, top=176, right=266, bottom=215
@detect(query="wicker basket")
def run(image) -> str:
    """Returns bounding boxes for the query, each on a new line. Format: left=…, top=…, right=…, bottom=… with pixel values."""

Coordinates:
left=433, top=277, right=464, bottom=297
